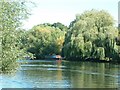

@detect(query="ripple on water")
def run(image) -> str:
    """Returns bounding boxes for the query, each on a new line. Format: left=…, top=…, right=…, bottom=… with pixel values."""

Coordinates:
left=21, top=64, right=66, bottom=68
left=66, top=69, right=118, bottom=78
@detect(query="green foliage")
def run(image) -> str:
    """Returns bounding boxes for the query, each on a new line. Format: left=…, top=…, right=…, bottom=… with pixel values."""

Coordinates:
left=1, top=0, right=30, bottom=73
left=43, top=22, right=68, bottom=31
left=21, top=24, right=65, bottom=59
left=63, top=10, right=119, bottom=61
left=84, top=41, right=92, bottom=57
left=52, top=22, right=68, bottom=31
left=96, top=47, right=105, bottom=60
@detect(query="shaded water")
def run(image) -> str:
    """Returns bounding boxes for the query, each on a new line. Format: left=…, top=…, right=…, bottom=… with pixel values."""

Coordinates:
left=0, top=60, right=120, bottom=88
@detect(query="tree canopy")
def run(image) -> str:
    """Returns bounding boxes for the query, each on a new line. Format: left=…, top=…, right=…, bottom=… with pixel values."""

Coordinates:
left=1, top=0, right=30, bottom=73
left=63, top=10, right=119, bottom=61
left=21, top=24, right=66, bottom=59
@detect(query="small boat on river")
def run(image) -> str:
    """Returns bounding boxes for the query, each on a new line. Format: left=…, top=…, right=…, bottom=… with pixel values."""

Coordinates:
left=45, top=55, right=62, bottom=60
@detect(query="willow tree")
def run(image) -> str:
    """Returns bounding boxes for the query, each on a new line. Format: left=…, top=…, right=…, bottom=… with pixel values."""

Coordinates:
left=117, top=26, right=120, bottom=61
left=1, top=0, right=30, bottom=73
left=63, top=10, right=119, bottom=61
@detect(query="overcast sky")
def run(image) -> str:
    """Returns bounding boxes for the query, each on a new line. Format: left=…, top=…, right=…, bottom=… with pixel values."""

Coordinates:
left=22, top=0, right=119, bottom=29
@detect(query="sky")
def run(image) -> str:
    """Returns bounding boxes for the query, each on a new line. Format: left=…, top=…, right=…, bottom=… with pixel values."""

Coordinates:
left=22, top=0, right=119, bottom=30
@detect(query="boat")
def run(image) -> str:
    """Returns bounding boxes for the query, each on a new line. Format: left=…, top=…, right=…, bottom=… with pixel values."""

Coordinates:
left=45, top=55, right=62, bottom=60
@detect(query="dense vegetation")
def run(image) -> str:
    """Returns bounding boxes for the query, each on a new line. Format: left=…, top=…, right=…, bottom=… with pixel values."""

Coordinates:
left=1, top=1, right=120, bottom=73
left=20, top=24, right=66, bottom=59
left=1, top=0, right=31, bottom=73
left=21, top=10, right=120, bottom=62
left=63, top=10, right=120, bottom=62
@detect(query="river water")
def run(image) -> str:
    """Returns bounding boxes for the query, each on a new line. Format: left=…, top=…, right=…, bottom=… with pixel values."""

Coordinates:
left=0, top=60, right=120, bottom=88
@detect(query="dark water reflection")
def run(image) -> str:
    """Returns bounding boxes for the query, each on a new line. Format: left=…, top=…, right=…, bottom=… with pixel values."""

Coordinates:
left=0, top=60, right=120, bottom=88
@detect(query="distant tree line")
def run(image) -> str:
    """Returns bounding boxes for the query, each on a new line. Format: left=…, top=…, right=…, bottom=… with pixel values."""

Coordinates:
left=21, top=10, right=119, bottom=62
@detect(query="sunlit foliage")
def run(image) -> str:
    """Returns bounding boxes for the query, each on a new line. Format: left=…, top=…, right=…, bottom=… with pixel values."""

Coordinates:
left=1, top=0, right=30, bottom=73
left=21, top=24, right=65, bottom=59
left=63, top=10, right=119, bottom=61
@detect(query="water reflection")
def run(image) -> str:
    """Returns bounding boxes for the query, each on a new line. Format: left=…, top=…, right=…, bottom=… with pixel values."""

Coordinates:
left=1, top=60, right=119, bottom=88
left=63, top=62, right=119, bottom=88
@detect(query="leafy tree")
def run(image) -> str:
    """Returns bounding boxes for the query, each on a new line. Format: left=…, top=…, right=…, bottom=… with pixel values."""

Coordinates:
left=52, top=22, right=68, bottom=31
left=24, top=24, right=65, bottom=59
left=1, top=0, right=30, bottom=73
left=63, top=10, right=119, bottom=61
left=43, top=22, right=68, bottom=31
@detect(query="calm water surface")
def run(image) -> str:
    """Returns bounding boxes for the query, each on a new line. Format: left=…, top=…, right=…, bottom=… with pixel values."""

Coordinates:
left=0, top=60, right=120, bottom=88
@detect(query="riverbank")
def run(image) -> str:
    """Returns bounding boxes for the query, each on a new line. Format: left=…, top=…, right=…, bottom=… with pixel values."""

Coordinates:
left=28, top=58, right=120, bottom=64
left=62, top=57, right=120, bottom=64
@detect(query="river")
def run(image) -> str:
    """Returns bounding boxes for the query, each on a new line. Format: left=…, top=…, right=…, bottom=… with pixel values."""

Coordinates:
left=0, top=60, right=120, bottom=88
